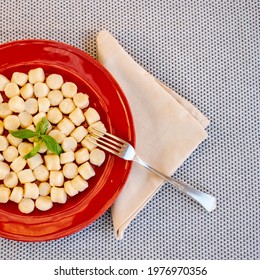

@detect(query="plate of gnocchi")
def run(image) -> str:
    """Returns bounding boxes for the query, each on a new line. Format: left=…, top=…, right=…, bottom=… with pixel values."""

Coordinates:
left=0, top=39, right=135, bottom=241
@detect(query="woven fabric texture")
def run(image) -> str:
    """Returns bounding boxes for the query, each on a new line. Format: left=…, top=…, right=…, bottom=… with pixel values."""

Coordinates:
left=0, top=0, right=259, bottom=260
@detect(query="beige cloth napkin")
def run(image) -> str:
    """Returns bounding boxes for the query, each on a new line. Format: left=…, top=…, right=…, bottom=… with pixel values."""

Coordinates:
left=96, top=30, right=209, bottom=240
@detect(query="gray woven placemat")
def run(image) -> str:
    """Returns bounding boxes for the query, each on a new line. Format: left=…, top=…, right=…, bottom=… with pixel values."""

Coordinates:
left=0, top=0, right=259, bottom=260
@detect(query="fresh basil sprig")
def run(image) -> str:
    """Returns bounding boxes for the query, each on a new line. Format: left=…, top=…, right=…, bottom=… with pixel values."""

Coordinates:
left=36, top=116, right=49, bottom=135
left=10, top=117, right=63, bottom=159
left=10, top=129, right=37, bottom=139
left=41, top=135, right=63, bottom=156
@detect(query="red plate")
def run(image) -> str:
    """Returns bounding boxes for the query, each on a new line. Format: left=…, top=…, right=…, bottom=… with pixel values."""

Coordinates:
left=0, top=39, right=135, bottom=241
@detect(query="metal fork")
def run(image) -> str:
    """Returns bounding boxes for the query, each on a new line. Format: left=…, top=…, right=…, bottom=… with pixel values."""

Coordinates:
left=89, top=128, right=216, bottom=212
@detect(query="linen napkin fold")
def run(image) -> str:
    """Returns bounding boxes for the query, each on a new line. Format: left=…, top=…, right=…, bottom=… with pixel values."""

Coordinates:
left=96, top=30, right=209, bottom=240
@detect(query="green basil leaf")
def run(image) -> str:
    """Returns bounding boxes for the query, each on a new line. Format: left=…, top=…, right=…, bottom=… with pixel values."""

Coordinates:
left=24, top=143, right=41, bottom=159
left=10, top=129, right=37, bottom=139
left=36, top=117, right=49, bottom=135
left=41, top=135, right=63, bottom=155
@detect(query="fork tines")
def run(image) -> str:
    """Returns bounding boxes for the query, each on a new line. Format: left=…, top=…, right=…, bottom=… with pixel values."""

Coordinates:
left=89, top=128, right=125, bottom=156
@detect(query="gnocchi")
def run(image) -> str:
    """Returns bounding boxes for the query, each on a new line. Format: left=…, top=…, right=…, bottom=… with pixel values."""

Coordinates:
left=0, top=68, right=107, bottom=214
left=38, top=182, right=51, bottom=196
left=4, top=115, right=20, bottom=131
left=0, top=136, right=9, bottom=151
left=9, top=186, right=23, bottom=203
left=33, top=165, right=49, bottom=182
left=18, top=111, right=33, bottom=128
left=18, top=198, right=34, bottom=214
left=4, top=172, right=18, bottom=188
left=0, top=185, right=11, bottom=203
left=8, top=96, right=25, bottom=113
left=28, top=68, right=45, bottom=84
left=4, top=82, right=20, bottom=98
left=0, top=103, right=12, bottom=118
left=11, top=72, right=28, bottom=87
left=46, top=74, right=64, bottom=90
left=20, top=83, right=34, bottom=100
left=35, top=196, right=53, bottom=211
left=0, top=74, right=9, bottom=91
left=3, top=146, right=18, bottom=162
left=48, top=90, right=63, bottom=106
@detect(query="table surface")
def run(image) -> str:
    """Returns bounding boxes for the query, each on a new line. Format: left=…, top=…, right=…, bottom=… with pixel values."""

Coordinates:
left=0, top=0, right=259, bottom=260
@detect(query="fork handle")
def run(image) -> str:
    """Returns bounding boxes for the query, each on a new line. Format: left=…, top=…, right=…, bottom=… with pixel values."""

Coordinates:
left=133, top=156, right=216, bottom=212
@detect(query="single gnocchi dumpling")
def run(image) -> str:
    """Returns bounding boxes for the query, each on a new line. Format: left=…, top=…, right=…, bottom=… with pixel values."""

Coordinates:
left=61, top=82, right=77, bottom=98
left=33, top=165, right=49, bottom=182
left=50, top=186, right=67, bottom=204
left=11, top=72, right=28, bottom=87
left=49, top=171, right=64, bottom=187
left=18, top=198, right=35, bottom=214
left=0, top=185, right=11, bottom=203
left=35, top=196, right=53, bottom=211
left=4, top=115, right=20, bottom=131
left=38, top=97, right=50, bottom=113
left=69, top=107, right=85, bottom=126
left=59, top=98, right=76, bottom=114
left=25, top=98, right=38, bottom=115
left=20, top=83, right=34, bottom=100
left=70, top=175, right=88, bottom=192
left=47, top=107, right=63, bottom=124
left=75, top=148, right=89, bottom=164
left=4, top=82, right=20, bottom=98
left=61, top=137, right=77, bottom=152
left=4, top=172, right=18, bottom=188
left=44, top=155, right=61, bottom=171
left=70, top=126, right=88, bottom=143
left=78, top=161, right=95, bottom=180
left=8, top=96, right=25, bottom=113
left=57, top=118, right=75, bottom=136
left=38, top=182, right=51, bottom=196
left=0, top=136, right=9, bottom=152
left=9, top=186, right=23, bottom=203
left=63, top=162, right=78, bottom=179
left=73, top=93, right=89, bottom=109
left=34, top=82, right=49, bottom=98
left=27, top=153, right=44, bottom=170
left=7, top=133, right=22, bottom=147
left=60, top=151, right=75, bottom=164
left=84, top=107, right=100, bottom=125
left=0, top=103, right=12, bottom=119
left=64, top=181, right=78, bottom=197
left=17, top=169, right=36, bottom=184
left=18, top=111, right=33, bottom=128
left=48, top=90, right=63, bottom=106
left=10, top=156, right=26, bottom=173
left=24, top=182, right=39, bottom=199
left=89, top=148, right=106, bottom=166
left=3, top=146, right=18, bottom=162
left=0, top=74, right=9, bottom=91
left=28, top=68, right=45, bottom=84
left=46, top=74, right=64, bottom=90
